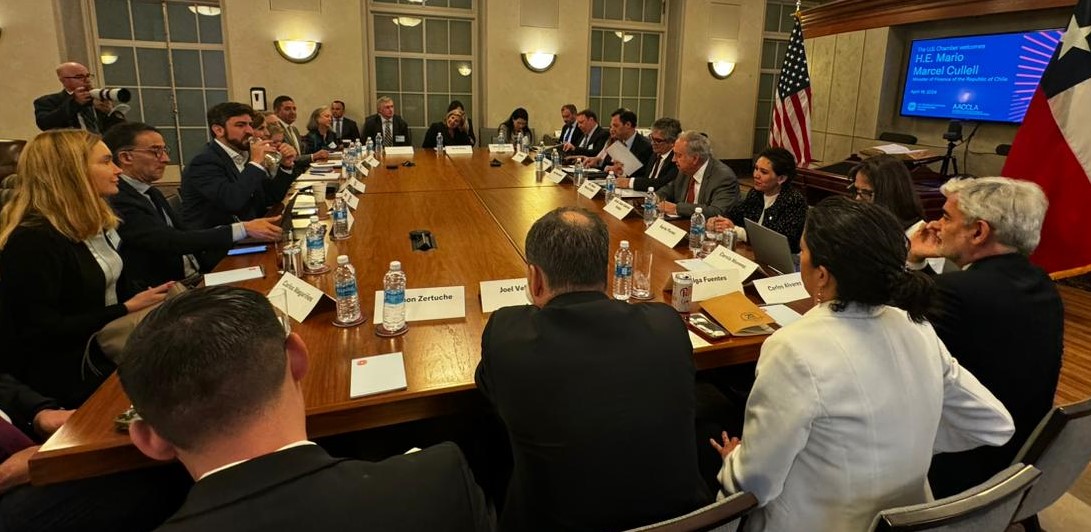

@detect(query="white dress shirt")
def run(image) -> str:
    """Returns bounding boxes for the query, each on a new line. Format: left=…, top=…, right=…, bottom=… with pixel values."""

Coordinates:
left=199, top=441, right=317, bottom=481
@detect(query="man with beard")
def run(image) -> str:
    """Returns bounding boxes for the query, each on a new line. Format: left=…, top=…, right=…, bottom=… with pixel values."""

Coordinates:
left=181, top=102, right=298, bottom=230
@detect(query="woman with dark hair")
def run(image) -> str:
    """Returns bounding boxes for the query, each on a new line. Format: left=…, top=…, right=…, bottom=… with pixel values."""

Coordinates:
left=447, top=100, right=476, bottom=146
left=708, top=196, right=1014, bottom=532
left=422, top=109, right=474, bottom=149
left=499, top=107, right=533, bottom=145
left=848, top=154, right=925, bottom=230
left=707, top=146, right=807, bottom=253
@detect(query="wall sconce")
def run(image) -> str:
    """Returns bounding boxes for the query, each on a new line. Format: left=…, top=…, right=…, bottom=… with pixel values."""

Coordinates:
left=708, top=61, right=736, bottom=79
left=274, top=40, right=322, bottom=64
left=392, top=17, right=423, bottom=27
left=521, top=52, right=556, bottom=73
left=457, top=63, right=472, bottom=77
left=614, top=31, right=635, bottom=43
left=100, top=52, right=119, bottom=65
left=188, top=6, right=221, bottom=16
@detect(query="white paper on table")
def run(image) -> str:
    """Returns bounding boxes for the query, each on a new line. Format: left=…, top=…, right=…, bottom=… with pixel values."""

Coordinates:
left=297, top=172, right=339, bottom=182
left=605, top=141, right=643, bottom=174
left=688, top=330, right=712, bottom=349
left=617, top=188, right=648, bottom=199
left=761, top=304, right=803, bottom=327
left=384, top=146, right=414, bottom=156
left=871, top=143, right=911, bottom=154
left=675, top=258, right=714, bottom=271
left=349, top=352, right=408, bottom=399
left=294, top=194, right=316, bottom=207
left=479, top=278, right=530, bottom=313
left=603, top=197, right=635, bottom=220
left=752, top=272, right=810, bottom=304
left=703, top=246, right=759, bottom=279
left=205, top=266, right=264, bottom=286
left=444, top=145, right=473, bottom=155
left=488, top=144, right=515, bottom=153
left=310, top=160, right=342, bottom=168
left=578, top=180, right=602, bottom=199
left=645, top=218, right=687, bottom=248
left=371, top=286, right=467, bottom=324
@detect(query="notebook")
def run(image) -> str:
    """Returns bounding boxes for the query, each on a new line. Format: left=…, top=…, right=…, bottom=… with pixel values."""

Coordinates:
left=349, top=352, right=408, bottom=399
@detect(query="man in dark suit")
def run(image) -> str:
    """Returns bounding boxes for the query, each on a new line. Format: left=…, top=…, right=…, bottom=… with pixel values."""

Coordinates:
left=269, top=95, right=328, bottom=166
left=657, top=131, right=740, bottom=218
left=361, top=96, right=413, bottom=146
left=104, top=122, right=282, bottom=288
left=476, top=207, right=710, bottom=531
left=330, top=100, right=361, bottom=141
left=181, top=102, right=298, bottom=230
left=33, top=62, right=126, bottom=133
left=557, top=103, right=583, bottom=146
left=585, top=108, right=654, bottom=177
left=563, top=108, right=609, bottom=158
left=617, top=117, right=682, bottom=192
left=909, top=177, right=1063, bottom=499
left=119, top=286, right=494, bottom=532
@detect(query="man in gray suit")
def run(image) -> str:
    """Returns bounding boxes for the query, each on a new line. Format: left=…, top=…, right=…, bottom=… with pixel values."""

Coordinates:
left=656, top=131, right=739, bottom=218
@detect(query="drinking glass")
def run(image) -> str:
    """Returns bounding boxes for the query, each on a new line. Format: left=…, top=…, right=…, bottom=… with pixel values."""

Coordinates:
left=632, top=250, right=654, bottom=300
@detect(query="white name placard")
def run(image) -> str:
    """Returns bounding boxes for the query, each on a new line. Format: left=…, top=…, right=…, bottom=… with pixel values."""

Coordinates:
left=371, top=286, right=467, bottom=324
left=511, top=151, right=528, bottom=163
left=645, top=218, right=687, bottom=248
left=542, top=158, right=554, bottom=172
left=752, top=272, right=810, bottom=304
left=547, top=168, right=567, bottom=184
left=364, top=156, right=380, bottom=168
left=347, top=210, right=355, bottom=232
left=356, top=162, right=369, bottom=177
left=445, top=145, right=473, bottom=155
left=488, top=143, right=514, bottom=153
left=603, top=197, right=635, bottom=220
left=703, top=246, right=759, bottom=279
left=348, top=177, right=366, bottom=194
left=385, top=146, right=414, bottom=156
left=269, top=273, right=328, bottom=323
left=479, top=278, right=530, bottom=313
left=578, top=180, right=602, bottom=199
left=690, top=269, right=743, bottom=302
left=339, top=190, right=359, bottom=210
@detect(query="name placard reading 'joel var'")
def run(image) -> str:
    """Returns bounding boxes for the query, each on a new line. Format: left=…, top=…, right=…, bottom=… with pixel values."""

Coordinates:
left=269, top=273, right=329, bottom=323
left=603, top=197, right=635, bottom=220
left=371, top=286, right=467, bottom=324
left=752, top=272, right=810, bottom=304
left=479, top=278, right=530, bottom=313
left=645, top=218, right=687, bottom=248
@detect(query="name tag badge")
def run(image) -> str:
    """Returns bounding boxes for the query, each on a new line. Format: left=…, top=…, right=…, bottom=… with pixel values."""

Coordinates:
left=395, top=135, right=406, bottom=143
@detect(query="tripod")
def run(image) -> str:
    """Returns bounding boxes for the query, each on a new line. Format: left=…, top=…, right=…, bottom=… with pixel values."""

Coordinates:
left=939, top=139, right=959, bottom=177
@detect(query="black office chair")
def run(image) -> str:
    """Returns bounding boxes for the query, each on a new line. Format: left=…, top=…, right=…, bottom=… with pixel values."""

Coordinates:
left=625, top=492, right=758, bottom=532
left=878, top=132, right=919, bottom=145
left=871, top=464, right=1040, bottom=532
left=1009, top=398, right=1091, bottom=530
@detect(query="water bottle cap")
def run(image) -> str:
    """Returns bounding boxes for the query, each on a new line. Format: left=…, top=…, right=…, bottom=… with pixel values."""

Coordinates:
left=309, top=215, right=319, bottom=222
left=337, top=255, right=349, bottom=265
left=620, top=240, right=630, bottom=248
left=695, top=207, right=703, bottom=214
left=389, top=261, right=402, bottom=270
left=648, top=187, right=654, bottom=192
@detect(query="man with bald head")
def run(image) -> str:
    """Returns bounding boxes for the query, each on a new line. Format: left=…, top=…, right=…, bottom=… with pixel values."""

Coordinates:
left=34, top=62, right=125, bottom=133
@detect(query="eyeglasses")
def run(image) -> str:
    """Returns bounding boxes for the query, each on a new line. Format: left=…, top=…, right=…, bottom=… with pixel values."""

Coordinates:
left=63, top=74, right=95, bottom=81
left=650, top=137, right=671, bottom=145
left=848, top=185, right=875, bottom=201
left=127, top=146, right=171, bottom=158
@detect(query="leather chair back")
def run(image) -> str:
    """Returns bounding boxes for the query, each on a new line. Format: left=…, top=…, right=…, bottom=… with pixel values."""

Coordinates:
left=0, top=139, right=27, bottom=181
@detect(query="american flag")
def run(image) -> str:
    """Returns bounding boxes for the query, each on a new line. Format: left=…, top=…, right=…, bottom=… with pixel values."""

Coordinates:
left=769, top=14, right=813, bottom=165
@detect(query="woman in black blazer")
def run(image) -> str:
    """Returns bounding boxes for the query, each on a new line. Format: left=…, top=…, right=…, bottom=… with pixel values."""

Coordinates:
left=0, top=130, right=169, bottom=407
left=709, top=147, right=807, bottom=253
left=303, top=106, right=338, bottom=155
left=422, top=110, right=474, bottom=149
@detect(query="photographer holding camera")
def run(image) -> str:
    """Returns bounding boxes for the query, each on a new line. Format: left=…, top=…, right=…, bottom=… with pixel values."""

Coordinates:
left=34, top=62, right=128, bottom=133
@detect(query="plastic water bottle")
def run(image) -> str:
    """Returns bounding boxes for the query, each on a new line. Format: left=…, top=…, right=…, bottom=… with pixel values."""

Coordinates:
left=344, top=144, right=357, bottom=180
left=613, top=240, right=633, bottom=300
left=605, top=171, right=617, bottom=201
left=374, top=134, right=383, bottom=157
left=551, top=149, right=561, bottom=170
left=435, top=132, right=444, bottom=152
left=305, top=216, right=326, bottom=271
left=382, top=261, right=407, bottom=332
left=331, top=196, right=350, bottom=240
left=365, top=137, right=374, bottom=158
left=643, top=187, right=658, bottom=227
left=498, top=125, right=508, bottom=144
left=514, top=132, right=523, bottom=152
left=574, top=158, right=585, bottom=187
left=689, top=207, right=706, bottom=257
left=521, top=134, right=531, bottom=153
left=535, top=149, right=545, bottom=172
left=334, top=255, right=362, bottom=324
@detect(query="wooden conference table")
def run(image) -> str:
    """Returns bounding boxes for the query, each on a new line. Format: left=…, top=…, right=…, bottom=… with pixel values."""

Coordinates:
left=29, top=148, right=793, bottom=485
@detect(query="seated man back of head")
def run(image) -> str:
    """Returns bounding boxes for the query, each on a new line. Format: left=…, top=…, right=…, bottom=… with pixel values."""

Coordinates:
left=475, top=207, right=710, bottom=531
left=118, top=286, right=493, bottom=532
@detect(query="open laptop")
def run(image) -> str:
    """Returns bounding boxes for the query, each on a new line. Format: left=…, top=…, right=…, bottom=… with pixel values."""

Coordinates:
left=745, top=218, right=798, bottom=276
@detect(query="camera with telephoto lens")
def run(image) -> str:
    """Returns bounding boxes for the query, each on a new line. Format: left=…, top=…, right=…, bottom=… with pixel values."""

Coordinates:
left=89, top=87, right=132, bottom=103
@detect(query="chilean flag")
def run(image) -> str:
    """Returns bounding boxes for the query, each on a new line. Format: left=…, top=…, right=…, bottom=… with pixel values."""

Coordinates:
left=1003, top=0, right=1091, bottom=274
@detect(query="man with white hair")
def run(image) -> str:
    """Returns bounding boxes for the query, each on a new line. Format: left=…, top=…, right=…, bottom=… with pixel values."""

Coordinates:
left=909, top=176, right=1063, bottom=499
left=34, top=62, right=125, bottom=133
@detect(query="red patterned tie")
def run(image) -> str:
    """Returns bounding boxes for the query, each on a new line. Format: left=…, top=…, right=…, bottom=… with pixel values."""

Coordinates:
left=685, top=177, right=696, bottom=203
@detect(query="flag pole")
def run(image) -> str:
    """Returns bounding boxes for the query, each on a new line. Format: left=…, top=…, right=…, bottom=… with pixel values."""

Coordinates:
left=795, top=0, right=802, bottom=17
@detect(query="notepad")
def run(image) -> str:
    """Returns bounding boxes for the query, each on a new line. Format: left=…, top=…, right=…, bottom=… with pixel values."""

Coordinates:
left=204, top=266, right=264, bottom=286
left=349, top=352, right=408, bottom=399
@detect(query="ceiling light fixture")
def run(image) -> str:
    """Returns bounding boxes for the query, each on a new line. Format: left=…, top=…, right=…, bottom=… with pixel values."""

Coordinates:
left=521, top=52, right=557, bottom=73
left=274, top=40, right=322, bottom=64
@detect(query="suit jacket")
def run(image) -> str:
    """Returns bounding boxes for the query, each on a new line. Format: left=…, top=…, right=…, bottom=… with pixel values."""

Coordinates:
left=0, top=374, right=59, bottom=438
left=422, top=122, right=474, bottom=149
left=156, top=443, right=493, bottom=532
left=602, top=133, right=654, bottom=177
left=302, top=128, right=338, bottom=155
left=558, top=122, right=583, bottom=146
left=180, top=141, right=295, bottom=230
left=726, top=186, right=808, bottom=254
left=33, top=90, right=125, bottom=133
left=658, top=158, right=740, bottom=218
left=721, top=303, right=1013, bottom=532
left=926, top=253, right=1064, bottom=498
left=361, top=114, right=413, bottom=146
left=109, top=179, right=233, bottom=288
left=0, top=221, right=131, bottom=407
left=630, top=150, right=679, bottom=192
left=476, top=291, right=710, bottom=531
left=331, top=116, right=360, bottom=141
left=566, top=126, right=609, bottom=157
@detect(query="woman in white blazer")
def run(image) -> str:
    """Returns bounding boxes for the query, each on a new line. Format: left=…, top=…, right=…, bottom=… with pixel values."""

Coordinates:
left=710, top=197, right=1015, bottom=532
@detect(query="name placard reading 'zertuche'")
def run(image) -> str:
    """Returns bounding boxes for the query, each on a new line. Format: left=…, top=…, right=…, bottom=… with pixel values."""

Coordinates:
left=371, top=286, right=467, bottom=324
left=479, top=278, right=530, bottom=313
left=752, top=272, right=810, bottom=304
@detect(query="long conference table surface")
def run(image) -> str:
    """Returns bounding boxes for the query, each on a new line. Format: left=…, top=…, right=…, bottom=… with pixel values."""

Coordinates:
left=29, top=147, right=807, bottom=486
